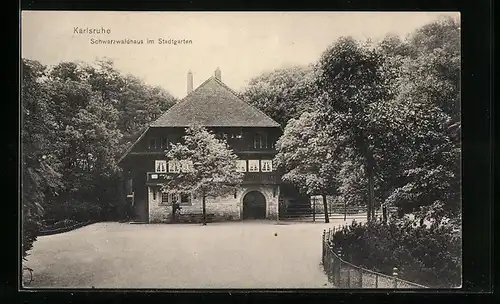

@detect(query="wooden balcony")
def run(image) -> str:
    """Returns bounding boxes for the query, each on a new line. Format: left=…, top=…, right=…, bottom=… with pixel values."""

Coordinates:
left=146, top=172, right=170, bottom=185
left=241, top=172, right=279, bottom=185
left=146, top=171, right=279, bottom=185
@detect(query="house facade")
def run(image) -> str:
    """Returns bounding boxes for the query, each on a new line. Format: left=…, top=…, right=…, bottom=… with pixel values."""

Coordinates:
left=118, top=68, right=308, bottom=223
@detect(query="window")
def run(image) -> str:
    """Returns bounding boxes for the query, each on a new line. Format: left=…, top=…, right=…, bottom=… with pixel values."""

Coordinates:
left=248, top=160, right=260, bottom=172
left=168, top=160, right=181, bottom=173
left=253, top=133, right=268, bottom=149
left=180, top=193, right=191, bottom=206
left=262, top=133, right=268, bottom=149
left=253, top=134, right=260, bottom=149
left=160, top=192, right=192, bottom=206
left=155, top=160, right=167, bottom=173
left=161, top=137, right=169, bottom=150
left=149, top=138, right=158, bottom=150
left=236, top=160, right=247, bottom=172
left=180, top=160, right=194, bottom=172
left=235, top=128, right=243, bottom=139
left=161, top=192, right=169, bottom=205
left=152, top=188, right=157, bottom=200
left=261, top=160, right=273, bottom=172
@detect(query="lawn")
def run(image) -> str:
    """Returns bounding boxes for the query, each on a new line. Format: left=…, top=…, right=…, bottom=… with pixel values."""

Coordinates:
left=22, top=220, right=361, bottom=289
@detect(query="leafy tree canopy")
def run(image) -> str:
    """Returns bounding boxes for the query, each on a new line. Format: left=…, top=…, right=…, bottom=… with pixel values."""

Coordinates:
left=240, top=65, right=316, bottom=127
left=163, top=125, right=244, bottom=198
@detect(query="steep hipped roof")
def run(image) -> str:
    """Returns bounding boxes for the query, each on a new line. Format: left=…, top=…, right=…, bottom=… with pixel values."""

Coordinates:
left=149, top=76, right=280, bottom=128
left=118, top=75, right=280, bottom=164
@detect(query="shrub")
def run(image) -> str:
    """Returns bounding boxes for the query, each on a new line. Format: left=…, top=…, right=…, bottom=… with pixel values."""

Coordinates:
left=149, top=207, right=168, bottom=223
left=101, top=198, right=130, bottom=221
left=22, top=201, right=45, bottom=261
left=46, top=219, right=79, bottom=230
left=330, top=218, right=461, bottom=287
left=47, top=199, right=102, bottom=223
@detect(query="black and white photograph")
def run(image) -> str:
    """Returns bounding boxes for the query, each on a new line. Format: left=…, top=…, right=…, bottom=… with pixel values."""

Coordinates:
left=21, top=11, right=462, bottom=289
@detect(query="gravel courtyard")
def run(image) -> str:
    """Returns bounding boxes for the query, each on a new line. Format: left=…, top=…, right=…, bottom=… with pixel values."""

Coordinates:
left=22, top=220, right=359, bottom=289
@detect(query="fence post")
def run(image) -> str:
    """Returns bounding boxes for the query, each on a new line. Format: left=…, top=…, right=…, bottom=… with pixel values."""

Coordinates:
left=313, top=196, right=316, bottom=222
left=328, top=242, right=335, bottom=283
left=393, top=267, right=399, bottom=289
left=337, top=247, right=342, bottom=287
left=322, top=230, right=326, bottom=265
left=375, top=273, right=378, bottom=288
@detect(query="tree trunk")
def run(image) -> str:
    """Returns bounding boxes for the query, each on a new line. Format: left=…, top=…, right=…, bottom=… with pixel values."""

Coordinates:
left=344, top=200, right=347, bottom=221
left=171, top=202, right=176, bottom=223
left=356, top=133, right=374, bottom=223
left=382, top=205, right=387, bottom=224
left=312, top=196, right=316, bottom=222
left=202, top=195, right=207, bottom=226
left=367, top=196, right=372, bottom=222
left=322, top=194, right=329, bottom=223
left=366, top=148, right=375, bottom=222
left=372, top=198, right=376, bottom=219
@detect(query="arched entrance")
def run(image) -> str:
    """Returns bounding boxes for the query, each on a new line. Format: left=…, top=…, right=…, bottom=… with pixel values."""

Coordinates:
left=242, top=191, right=267, bottom=220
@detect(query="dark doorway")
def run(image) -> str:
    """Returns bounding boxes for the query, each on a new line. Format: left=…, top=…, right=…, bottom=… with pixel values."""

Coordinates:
left=132, top=172, right=148, bottom=223
left=242, top=191, right=267, bottom=220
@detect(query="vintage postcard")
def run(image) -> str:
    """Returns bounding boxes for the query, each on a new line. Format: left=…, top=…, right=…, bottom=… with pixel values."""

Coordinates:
left=21, top=11, right=461, bottom=289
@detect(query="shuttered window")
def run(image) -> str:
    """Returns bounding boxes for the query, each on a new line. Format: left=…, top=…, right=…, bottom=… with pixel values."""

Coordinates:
left=155, top=160, right=167, bottom=173
left=248, top=160, right=260, bottom=172
left=261, top=160, right=273, bottom=172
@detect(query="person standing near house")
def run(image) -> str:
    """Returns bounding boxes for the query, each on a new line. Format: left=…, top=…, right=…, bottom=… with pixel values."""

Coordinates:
left=172, top=200, right=182, bottom=222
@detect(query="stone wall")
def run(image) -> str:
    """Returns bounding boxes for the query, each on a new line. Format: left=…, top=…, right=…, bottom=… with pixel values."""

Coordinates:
left=148, top=185, right=279, bottom=223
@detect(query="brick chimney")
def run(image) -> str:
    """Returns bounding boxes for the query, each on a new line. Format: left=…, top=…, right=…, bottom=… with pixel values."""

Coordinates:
left=187, top=70, right=193, bottom=94
left=214, top=67, right=221, bottom=81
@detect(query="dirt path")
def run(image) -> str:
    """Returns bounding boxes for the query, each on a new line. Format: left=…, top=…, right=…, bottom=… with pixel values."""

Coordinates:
left=23, top=221, right=350, bottom=288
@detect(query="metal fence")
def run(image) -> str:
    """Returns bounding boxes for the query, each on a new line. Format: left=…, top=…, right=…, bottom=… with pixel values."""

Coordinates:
left=322, top=228, right=428, bottom=289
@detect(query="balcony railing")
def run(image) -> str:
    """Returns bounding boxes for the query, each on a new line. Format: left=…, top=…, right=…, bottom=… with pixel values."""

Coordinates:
left=146, top=171, right=279, bottom=185
left=146, top=172, right=170, bottom=184
left=242, top=172, right=278, bottom=184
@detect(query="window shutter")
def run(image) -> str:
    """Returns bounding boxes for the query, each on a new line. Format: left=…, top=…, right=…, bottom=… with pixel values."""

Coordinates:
left=261, top=160, right=272, bottom=172
left=248, top=160, right=260, bottom=172
left=155, top=160, right=167, bottom=173
left=236, top=160, right=247, bottom=172
left=168, top=160, right=181, bottom=173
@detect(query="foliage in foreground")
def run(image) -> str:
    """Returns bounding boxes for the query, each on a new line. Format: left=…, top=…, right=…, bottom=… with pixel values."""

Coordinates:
left=329, top=217, right=462, bottom=288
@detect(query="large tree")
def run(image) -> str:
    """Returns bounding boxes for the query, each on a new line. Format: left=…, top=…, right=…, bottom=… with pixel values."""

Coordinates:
left=313, top=36, right=395, bottom=221
left=22, top=59, right=62, bottom=260
left=274, top=111, right=342, bottom=223
left=22, top=58, right=178, bottom=225
left=240, top=65, right=316, bottom=127
left=82, top=59, right=177, bottom=153
left=163, top=125, right=244, bottom=225
left=374, top=17, right=461, bottom=221
left=43, top=62, right=123, bottom=221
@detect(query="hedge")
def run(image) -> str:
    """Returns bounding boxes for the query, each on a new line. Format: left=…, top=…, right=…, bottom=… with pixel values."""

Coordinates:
left=329, top=218, right=461, bottom=288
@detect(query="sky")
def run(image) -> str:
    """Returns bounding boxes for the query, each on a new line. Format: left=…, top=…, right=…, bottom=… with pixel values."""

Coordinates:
left=21, top=11, right=459, bottom=98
